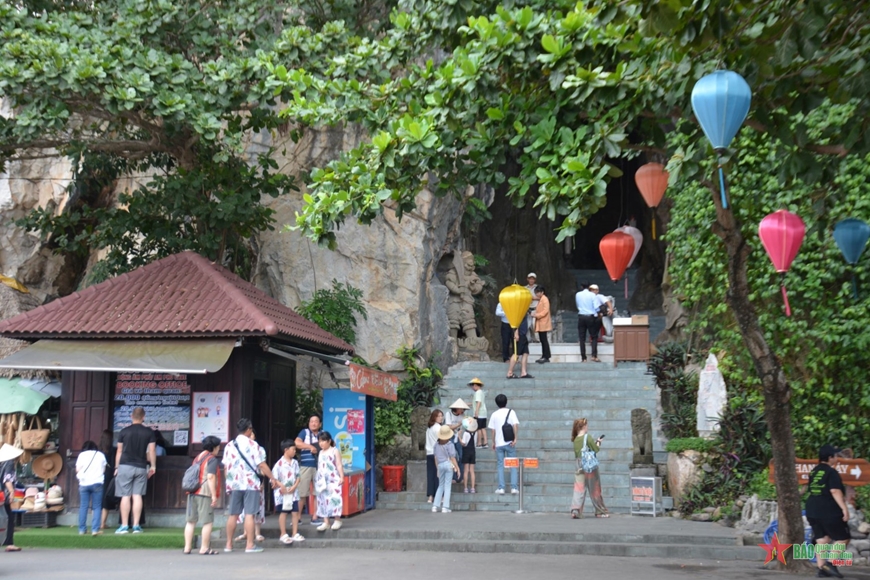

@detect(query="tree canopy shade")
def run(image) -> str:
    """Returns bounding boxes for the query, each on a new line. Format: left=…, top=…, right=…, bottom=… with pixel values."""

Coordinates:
left=268, top=0, right=870, bottom=566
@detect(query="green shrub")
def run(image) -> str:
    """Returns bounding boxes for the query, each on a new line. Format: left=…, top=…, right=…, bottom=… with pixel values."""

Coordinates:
left=747, top=468, right=777, bottom=501
left=373, top=399, right=413, bottom=449
left=649, top=343, right=698, bottom=439
left=665, top=437, right=714, bottom=453
left=297, top=280, right=367, bottom=345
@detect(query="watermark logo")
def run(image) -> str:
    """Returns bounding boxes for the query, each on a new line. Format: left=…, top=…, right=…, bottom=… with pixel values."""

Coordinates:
left=793, top=542, right=853, bottom=566
left=757, top=532, right=791, bottom=565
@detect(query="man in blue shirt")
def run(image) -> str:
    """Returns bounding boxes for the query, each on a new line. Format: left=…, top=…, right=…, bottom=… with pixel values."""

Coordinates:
left=575, top=283, right=606, bottom=362
left=294, top=416, right=322, bottom=525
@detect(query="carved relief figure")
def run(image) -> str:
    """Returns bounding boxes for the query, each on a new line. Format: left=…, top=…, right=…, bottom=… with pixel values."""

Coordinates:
left=444, top=251, right=487, bottom=350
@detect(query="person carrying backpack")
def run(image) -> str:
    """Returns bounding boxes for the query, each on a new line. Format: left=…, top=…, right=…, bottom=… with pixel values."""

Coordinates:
left=488, top=394, right=520, bottom=495
left=570, top=418, right=609, bottom=519
left=183, top=436, right=222, bottom=555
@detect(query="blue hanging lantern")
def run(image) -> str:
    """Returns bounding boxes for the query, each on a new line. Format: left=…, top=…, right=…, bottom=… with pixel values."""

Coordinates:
left=833, top=218, right=870, bottom=298
left=691, top=70, right=752, bottom=209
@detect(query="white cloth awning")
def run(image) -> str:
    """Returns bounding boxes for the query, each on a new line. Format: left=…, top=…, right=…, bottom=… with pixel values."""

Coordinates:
left=0, top=339, right=236, bottom=374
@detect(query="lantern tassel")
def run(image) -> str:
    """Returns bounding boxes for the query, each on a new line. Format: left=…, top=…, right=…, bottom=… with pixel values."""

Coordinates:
left=624, top=276, right=628, bottom=300
left=781, top=284, right=791, bottom=317
left=651, top=213, right=657, bottom=240
left=852, top=273, right=859, bottom=300
left=718, top=166, right=729, bottom=209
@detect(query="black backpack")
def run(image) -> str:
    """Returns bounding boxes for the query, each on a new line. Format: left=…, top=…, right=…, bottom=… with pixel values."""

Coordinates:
left=501, top=409, right=516, bottom=443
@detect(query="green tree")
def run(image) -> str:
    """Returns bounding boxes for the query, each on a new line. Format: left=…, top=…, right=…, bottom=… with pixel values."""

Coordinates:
left=297, top=280, right=367, bottom=345
left=271, top=1, right=870, bottom=564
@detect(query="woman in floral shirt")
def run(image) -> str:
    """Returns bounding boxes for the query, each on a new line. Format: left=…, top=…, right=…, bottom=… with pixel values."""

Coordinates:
left=314, top=431, right=344, bottom=531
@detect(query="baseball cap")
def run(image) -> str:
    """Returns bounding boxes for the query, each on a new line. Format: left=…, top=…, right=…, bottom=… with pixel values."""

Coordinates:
left=527, top=272, right=537, bottom=278
left=819, top=444, right=841, bottom=461
left=589, top=284, right=599, bottom=290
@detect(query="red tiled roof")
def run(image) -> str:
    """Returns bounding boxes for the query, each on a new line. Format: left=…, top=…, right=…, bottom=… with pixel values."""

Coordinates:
left=0, top=251, right=353, bottom=353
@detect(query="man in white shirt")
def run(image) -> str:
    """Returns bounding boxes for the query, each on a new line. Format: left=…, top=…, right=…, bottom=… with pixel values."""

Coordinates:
left=575, top=283, right=607, bottom=362
left=489, top=394, right=520, bottom=494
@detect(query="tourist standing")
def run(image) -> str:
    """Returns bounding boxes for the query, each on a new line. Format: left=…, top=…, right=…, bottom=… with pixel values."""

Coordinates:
left=314, top=431, right=345, bottom=531
left=570, top=418, right=608, bottom=518
left=575, top=283, right=602, bottom=362
left=99, top=429, right=116, bottom=531
left=273, top=439, right=304, bottom=545
left=76, top=440, right=107, bottom=536
left=506, top=318, right=533, bottom=379
left=533, top=286, right=552, bottom=363
left=432, top=425, right=460, bottom=512
left=294, top=415, right=322, bottom=525
left=1, top=443, right=23, bottom=552
left=469, top=378, right=488, bottom=448
left=425, top=409, right=444, bottom=503
left=461, top=422, right=477, bottom=493
left=805, top=444, right=850, bottom=579
left=524, top=273, right=540, bottom=342
left=223, top=418, right=281, bottom=553
left=495, top=303, right=512, bottom=363
left=183, top=435, right=221, bottom=555
left=489, top=394, right=520, bottom=495
left=114, top=406, right=156, bottom=534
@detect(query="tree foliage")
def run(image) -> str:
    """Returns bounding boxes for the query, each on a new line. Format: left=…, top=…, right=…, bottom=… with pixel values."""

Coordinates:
left=297, top=279, right=367, bottom=345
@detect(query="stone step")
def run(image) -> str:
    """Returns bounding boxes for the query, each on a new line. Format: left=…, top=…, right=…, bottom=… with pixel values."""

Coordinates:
left=446, top=362, right=649, bottom=377
left=376, top=497, right=638, bottom=512
left=463, top=430, right=634, bottom=441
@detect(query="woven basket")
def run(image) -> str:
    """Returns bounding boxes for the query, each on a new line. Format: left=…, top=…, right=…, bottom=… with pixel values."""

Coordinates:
left=20, top=416, right=49, bottom=451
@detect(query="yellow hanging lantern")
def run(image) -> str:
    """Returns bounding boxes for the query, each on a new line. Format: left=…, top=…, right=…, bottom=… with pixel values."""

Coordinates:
left=499, top=284, right=533, bottom=361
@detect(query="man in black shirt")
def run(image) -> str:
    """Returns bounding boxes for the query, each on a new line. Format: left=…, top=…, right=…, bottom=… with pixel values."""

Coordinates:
left=805, top=444, right=850, bottom=578
left=114, top=407, right=157, bottom=534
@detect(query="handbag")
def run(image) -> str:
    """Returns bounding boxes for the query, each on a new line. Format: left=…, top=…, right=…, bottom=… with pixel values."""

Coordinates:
left=20, top=415, right=50, bottom=451
left=580, top=434, right=599, bottom=473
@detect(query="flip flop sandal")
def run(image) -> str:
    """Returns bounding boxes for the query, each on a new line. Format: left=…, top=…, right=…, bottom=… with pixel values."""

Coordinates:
left=200, top=549, right=220, bottom=555
left=506, top=375, right=517, bottom=379
left=596, top=513, right=610, bottom=518
left=255, top=535, right=265, bottom=542
left=520, top=374, right=534, bottom=379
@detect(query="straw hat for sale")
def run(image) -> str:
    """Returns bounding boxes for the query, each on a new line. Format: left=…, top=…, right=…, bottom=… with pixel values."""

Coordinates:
left=0, top=443, right=24, bottom=463
left=448, top=398, right=470, bottom=410
left=46, top=485, right=64, bottom=505
left=32, top=452, right=63, bottom=479
left=438, top=425, right=454, bottom=440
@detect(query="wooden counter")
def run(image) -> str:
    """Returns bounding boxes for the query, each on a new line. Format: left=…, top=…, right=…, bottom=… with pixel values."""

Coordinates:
left=613, top=324, right=650, bottom=366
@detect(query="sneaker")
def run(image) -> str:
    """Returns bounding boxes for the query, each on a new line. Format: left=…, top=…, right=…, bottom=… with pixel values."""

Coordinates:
left=310, top=519, right=323, bottom=526
left=494, top=488, right=505, bottom=495
left=511, top=489, right=519, bottom=495
left=470, top=488, right=476, bottom=493
left=316, top=523, right=329, bottom=532
left=92, top=531, right=102, bottom=536
left=115, top=525, right=129, bottom=534
left=79, top=531, right=86, bottom=535
left=476, top=444, right=486, bottom=449
left=821, top=564, right=843, bottom=579
left=817, top=569, right=831, bottom=578
left=292, top=533, right=306, bottom=542
left=131, top=526, right=143, bottom=534
left=464, top=488, right=470, bottom=493
left=279, top=534, right=292, bottom=545
left=432, top=506, right=438, bottom=512
left=442, top=508, right=452, bottom=513
left=331, top=521, right=342, bottom=530
left=245, top=546, right=264, bottom=553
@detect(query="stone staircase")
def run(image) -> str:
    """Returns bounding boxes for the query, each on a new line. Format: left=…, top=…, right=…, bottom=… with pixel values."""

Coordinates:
left=377, top=361, right=665, bottom=515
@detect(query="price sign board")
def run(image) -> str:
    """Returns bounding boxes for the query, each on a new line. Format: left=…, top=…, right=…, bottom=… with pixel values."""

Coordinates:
left=523, top=458, right=539, bottom=468
left=504, top=457, right=520, bottom=468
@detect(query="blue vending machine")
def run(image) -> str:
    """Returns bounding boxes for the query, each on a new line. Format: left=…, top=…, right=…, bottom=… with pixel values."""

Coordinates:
left=322, top=389, right=375, bottom=514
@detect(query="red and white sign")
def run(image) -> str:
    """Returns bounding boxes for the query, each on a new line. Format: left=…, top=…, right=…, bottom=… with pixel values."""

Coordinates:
left=504, top=457, right=520, bottom=468
left=523, top=458, right=539, bottom=468
left=347, top=362, right=398, bottom=401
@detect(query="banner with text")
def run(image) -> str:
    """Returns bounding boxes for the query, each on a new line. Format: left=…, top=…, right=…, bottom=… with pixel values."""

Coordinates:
left=114, top=373, right=192, bottom=446
left=348, top=363, right=398, bottom=401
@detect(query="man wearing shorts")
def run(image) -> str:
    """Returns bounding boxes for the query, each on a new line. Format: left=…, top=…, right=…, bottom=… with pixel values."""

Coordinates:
left=114, top=407, right=156, bottom=534
left=806, top=444, right=851, bottom=578
left=295, top=415, right=321, bottom=525
left=469, top=378, right=488, bottom=448
left=183, top=436, right=221, bottom=554
left=223, top=418, right=280, bottom=553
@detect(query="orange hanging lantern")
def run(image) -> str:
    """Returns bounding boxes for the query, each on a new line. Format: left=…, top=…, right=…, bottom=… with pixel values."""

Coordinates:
left=634, top=162, right=669, bottom=239
left=599, top=231, right=635, bottom=283
left=498, top=284, right=532, bottom=360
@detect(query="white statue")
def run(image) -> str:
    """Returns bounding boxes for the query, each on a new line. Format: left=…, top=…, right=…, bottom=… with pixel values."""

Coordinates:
left=697, top=353, right=727, bottom=438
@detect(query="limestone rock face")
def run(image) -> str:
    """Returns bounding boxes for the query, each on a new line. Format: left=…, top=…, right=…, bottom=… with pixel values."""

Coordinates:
left=736, top=495, right=778, bottom=533
left=666, top=450, right=703, bottom=503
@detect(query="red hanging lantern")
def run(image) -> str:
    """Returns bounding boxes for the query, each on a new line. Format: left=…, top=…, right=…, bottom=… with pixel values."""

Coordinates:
left=758, top=209, right=805, bottom=317
left=599, top=231, right=635, bottom=283
left=634, top=163, right=669, bottom=240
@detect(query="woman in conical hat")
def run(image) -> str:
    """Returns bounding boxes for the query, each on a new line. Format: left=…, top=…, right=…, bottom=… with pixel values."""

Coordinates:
left=1, top=443, right=24, bottom=551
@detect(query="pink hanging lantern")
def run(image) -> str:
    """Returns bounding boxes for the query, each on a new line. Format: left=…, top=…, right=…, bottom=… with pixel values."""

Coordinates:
left=758, top=210, right=805, bottom=316
left=616, top=226, right=643, bottom=298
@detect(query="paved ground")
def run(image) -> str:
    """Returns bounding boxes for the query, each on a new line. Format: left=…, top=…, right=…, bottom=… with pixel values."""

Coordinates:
left=0, top=547, right=830, bottom=580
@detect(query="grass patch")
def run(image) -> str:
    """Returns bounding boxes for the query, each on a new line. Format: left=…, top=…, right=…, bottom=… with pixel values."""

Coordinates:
left=15, top=526, right=185, bottom=549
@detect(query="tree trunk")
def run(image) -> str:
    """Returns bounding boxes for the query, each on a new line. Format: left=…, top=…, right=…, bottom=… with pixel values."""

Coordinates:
left=709, top=183, right=803, bottom=569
